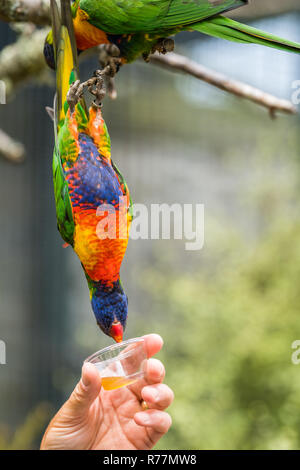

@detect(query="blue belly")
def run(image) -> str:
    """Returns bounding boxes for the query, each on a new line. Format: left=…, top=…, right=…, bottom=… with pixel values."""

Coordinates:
left=66, top=133, right=123, bottom=211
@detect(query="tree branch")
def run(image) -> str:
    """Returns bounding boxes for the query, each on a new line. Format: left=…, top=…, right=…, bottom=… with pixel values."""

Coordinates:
left=0, top=128, right=25, bottom=162
left=0, top=23, right=297, bottom=119
left=149, top=52, right=297, bottom=117
left=0, top=26, right=50, bottom=98
left=230, top=0, right=300, bottom=21
left=0, top=0, right=50, bottom=25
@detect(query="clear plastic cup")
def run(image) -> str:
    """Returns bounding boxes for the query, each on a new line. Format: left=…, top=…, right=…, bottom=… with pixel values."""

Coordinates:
left=84, top=337, right=147, bottom=391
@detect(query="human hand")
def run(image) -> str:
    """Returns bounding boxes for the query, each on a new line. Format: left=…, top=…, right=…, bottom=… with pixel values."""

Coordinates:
left=41, top=334, right=173, bottom=450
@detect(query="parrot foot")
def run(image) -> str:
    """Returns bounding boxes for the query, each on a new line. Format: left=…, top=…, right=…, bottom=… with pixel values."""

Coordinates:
left=143, top=38, right=174, bottom=62
left=67, top=79, right=83, bottom=114
left=98, top=44, right=121, bottom=100
left=67, top=64, right=117, bottom=111
left=98, top=44, right=121, bottom=75
left=98, top=44, right=121, bottom=69
left=152, top=37, right=175, bottom=55
left=88, top=70, right=107, bottom=107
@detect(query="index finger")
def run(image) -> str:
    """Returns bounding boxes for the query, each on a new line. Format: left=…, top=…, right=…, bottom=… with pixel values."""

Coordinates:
left=142, top=334, right=164, bottom=358
left=127, top=334, right=165, bottom=398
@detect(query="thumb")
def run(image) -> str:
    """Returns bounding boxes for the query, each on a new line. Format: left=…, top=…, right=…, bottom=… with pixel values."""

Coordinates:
left=67, top=362, right=102, bottom=414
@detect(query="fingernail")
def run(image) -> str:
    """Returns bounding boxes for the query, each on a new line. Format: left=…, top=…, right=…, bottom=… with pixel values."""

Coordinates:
left=157, top=364, right=164, bottom=379
left=151, top=389, right=159, bottom=402
left=81, top=364, right=91, bottom=387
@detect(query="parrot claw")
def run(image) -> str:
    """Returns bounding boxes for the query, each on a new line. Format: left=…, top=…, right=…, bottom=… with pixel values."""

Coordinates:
left=151, top=37, right=175, bottom=55
left=98, top=44, right=121, bottom=75
left=89, top=70, right=106, bottom=107
left=67, top=63, right=118, bottom=111
left=67, top=79, right=83, bottom=114
left=98, top=44, right=121, bottom=100
left=142, top=52, right=150, bottom=63
left=143, top=38, right=174, bottom=62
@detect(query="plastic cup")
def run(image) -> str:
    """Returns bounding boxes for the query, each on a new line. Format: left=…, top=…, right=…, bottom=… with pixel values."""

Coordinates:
left=84, top=337, right=147, bottom=391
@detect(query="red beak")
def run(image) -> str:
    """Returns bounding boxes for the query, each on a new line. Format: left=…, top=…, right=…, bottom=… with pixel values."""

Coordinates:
left=110, top=322, right=123, bottom=343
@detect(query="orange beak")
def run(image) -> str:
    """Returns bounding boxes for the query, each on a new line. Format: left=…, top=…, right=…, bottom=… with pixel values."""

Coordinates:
left=110, top=322, right=123, bottom=343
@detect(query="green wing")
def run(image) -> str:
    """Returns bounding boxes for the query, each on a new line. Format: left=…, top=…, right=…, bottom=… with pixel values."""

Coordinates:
left=51, top=0, right=81, bottom=246
left=161, top=0, right=246, bottom=29
left=192, top=16, right=300, bottom=54
left=80, top=0, right=246, bottom=34
left=53, top=137, right=75, bottom=246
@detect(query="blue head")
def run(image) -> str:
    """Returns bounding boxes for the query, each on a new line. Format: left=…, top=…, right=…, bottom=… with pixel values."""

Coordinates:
left=44, top=31, right=56, bottom=70
left=43, top=30, right=82, bottom=70
left=91, top=281, right=128, bottom=342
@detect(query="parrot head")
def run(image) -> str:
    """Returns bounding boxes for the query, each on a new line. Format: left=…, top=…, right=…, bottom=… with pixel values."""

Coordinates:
left=44, top=31, right=56, bottom=70
left=44, top=0, right=80, bottom=70
left=44, top=29, right=83, bottom=70
left=91, top=281, right=128, bottom=343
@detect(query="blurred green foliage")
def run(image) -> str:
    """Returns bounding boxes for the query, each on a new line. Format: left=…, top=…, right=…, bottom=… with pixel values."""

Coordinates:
left=142, top=217, right=300, bottom=449
left=0, top=404, right=51, bottom=450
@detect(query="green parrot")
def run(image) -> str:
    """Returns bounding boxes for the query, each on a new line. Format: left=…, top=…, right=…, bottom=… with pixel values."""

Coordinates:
left=44, top=0, right=300, bottom=69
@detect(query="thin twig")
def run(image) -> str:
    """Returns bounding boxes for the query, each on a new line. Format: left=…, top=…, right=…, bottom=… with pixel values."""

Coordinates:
left=0, top=0, right=50, bottom=25
left=0, top=128, right=25, bottom=163
left=149, top=52, right=297, bottom=117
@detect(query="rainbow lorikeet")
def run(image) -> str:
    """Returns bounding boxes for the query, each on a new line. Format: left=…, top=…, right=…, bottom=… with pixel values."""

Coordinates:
left=50, top=0, right=132, bottom=342
left=44, top=0, right=300, bottom=70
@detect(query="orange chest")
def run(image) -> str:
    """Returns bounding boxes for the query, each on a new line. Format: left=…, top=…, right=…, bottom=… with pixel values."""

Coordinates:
left=73, top=9, right=110, bottom=50
left=73, top=209, right=131, bottom=284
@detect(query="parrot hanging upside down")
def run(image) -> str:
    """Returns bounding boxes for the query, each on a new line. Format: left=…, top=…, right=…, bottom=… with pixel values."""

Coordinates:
left=44, top=0, right=300, bottom=70
left=51, top=0, right=132, bottom=342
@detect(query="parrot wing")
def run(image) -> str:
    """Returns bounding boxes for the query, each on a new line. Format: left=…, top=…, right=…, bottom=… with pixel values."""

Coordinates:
left=53, top=138, right=75, bottom=246
left=161, top=0, right=247, bottom=29
left=80, top=0, right=247, bottom=34
left=53, top=0, right=81, bottom=124
left=51, top=0, right=84, bottom=246
left=192, top=16, right=300, bottom=54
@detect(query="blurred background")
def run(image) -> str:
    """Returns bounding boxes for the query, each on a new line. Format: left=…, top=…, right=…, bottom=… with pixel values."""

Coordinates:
left=0, top=0, right=300, bottom=450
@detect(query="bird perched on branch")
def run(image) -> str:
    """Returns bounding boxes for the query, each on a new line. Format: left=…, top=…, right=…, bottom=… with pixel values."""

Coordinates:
left=44, top=0, right=300, bottom=70
left=50, top=0, right=132, bottom=342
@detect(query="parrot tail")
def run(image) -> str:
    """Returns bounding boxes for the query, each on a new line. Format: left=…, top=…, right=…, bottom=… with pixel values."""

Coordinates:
left=50, top=0, right=80, bottom=124
left=192, top=16, right=300, bottom=54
